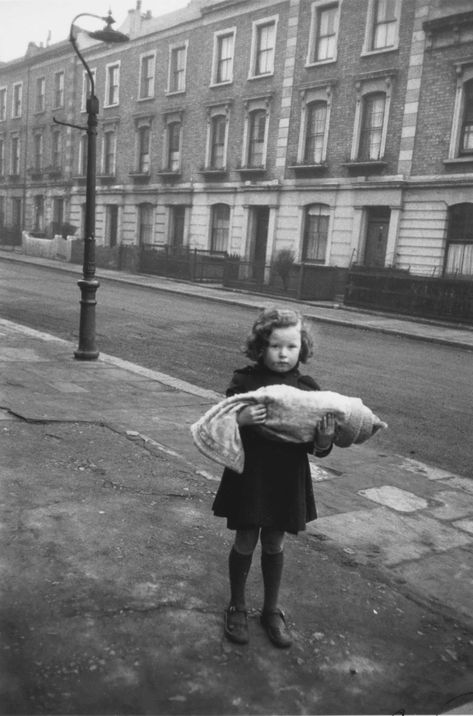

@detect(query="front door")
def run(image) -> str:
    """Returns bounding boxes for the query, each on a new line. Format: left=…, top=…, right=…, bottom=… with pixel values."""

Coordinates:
left=364, top=207, right=390, bottom=267
left=252, top=206, right=269, bottom=282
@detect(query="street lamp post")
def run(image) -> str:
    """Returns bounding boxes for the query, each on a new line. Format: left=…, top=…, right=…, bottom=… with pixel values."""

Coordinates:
left=54, top=12, right=128, bottom=360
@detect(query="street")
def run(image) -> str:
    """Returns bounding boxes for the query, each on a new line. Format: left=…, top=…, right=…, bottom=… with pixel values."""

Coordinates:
left=0, top=259, right=471, bottom=478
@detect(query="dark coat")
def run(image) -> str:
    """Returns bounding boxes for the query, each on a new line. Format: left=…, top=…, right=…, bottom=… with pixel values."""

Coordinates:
left=212, top=362, right=330, bottom=534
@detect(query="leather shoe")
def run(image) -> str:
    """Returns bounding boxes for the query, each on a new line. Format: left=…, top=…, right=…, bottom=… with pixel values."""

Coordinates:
left=224, top=605, right=249, bottom=644
left=260, top=608, right=292, bottom=648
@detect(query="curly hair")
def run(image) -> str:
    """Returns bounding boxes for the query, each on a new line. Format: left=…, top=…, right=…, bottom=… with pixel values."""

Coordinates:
left=244, top=306, right=314, bottom=363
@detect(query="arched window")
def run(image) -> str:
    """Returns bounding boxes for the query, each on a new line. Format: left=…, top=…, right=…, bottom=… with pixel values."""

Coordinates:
left=137, top=126, right=150, bottom=173
left=210, top=115, right=226, bottom=169
left=303, top=204, right=329, bottom=263
left=304, top=101, right=328, bottom=164
left=359, top=92, right=385, bottom=160
left=210, top=203, right=230, bottom=253
left=445, top=203, right=473, bottom=276
left=248, top=109, right=266, bottom=167
left=460, top=79, right=473, bottom=155
left=167, top=121, right=181, bottom=171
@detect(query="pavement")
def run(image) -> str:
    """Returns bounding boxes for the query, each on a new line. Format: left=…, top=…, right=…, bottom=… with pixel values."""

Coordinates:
left=1, top=250, right=473, bottom=715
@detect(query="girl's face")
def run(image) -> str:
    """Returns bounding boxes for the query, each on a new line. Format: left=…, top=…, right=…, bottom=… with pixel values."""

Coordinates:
left=262, top=324, right=302, bottom=373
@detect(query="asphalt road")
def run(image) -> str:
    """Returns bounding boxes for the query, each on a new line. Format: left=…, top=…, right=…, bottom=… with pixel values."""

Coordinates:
left=0, top=260, right=471, bottom=478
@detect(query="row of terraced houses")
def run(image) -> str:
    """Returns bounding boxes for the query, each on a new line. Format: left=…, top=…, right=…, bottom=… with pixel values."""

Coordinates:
left=1, top=0, right=473, bottom=306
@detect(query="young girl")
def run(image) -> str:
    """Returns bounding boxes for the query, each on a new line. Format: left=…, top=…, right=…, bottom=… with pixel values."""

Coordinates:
left=212, top=306, right=335, bottom=648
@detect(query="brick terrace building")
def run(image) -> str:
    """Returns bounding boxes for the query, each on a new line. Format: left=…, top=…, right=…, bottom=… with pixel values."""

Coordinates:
left=1, top=0, right=473, bottom=279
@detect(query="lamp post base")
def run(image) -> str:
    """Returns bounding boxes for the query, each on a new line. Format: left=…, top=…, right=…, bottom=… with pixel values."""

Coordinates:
left=74, top=278, right=100, bottom=360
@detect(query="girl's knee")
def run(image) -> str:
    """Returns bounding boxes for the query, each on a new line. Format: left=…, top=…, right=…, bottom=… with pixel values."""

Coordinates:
left=260, top=528, right=285, bottom=554
left=234, top=528, right=259, bottom=555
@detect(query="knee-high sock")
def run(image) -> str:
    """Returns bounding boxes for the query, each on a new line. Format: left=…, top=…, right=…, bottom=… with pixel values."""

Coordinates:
left=229, top=547, right=253, bottom=608
left=261, top=550, right=283, bottom=613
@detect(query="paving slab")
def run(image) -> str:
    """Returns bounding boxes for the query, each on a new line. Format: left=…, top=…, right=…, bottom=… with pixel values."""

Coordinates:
left=308, top=507, right=473, bottom=567
left=393, top=548, right=473, bottom=624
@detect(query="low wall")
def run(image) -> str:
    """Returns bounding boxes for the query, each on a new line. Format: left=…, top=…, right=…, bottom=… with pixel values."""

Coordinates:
left=22, top=231, right=77, bottom=261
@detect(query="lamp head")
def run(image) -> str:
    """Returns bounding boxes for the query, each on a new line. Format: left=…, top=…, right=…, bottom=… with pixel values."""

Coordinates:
left=87, top=11, right=129, bottom=43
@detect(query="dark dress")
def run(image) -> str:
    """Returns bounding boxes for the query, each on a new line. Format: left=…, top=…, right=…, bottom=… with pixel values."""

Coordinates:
left=212, top=362, right=331, bottom=535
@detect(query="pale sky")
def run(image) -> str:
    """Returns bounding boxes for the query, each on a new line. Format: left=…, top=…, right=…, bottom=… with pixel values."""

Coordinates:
left=0, top=0, right=189, bottom=62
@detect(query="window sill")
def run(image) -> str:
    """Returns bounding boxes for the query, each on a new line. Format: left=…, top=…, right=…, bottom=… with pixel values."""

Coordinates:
left=209, top=80, right=233, bottom=89
left=72, top=176, right=87, bottom=185
left=236, top=165, right=266, bottom=177
left=137, top=96, right=155, bottom=102
left=342, top=160, right=387, bottom=174
left=360, top=46, right=399, bottom=58
left=199, top=167, right=228, bottom=178
left=289, top=162, right=328, bottom=175
left=247, top=72, right=274, bottom=81
left=165, top=89, right=185, bottom=97
left=129, top=171, right=151, bottom=183
left=443, top=157, right=473, bottom=167
left=304, top=58, right=337, bottom=68
left=98, top=174, right=117, bottom=184
left=157, top=169, right=181, bottom=180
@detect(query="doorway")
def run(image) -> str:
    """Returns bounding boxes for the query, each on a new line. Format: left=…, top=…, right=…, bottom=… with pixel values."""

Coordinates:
left=169, top=205, right=186, bottom=250
left=106, top=205, right=118, bottom=248
left=364, top=206, right=390, bottom=267
left=251, top=206, right=269, bottom=282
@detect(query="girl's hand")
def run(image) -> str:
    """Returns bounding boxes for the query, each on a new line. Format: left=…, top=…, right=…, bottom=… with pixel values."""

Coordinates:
left=237, top=404, right=267, bottom=426
left=315, top=412, right=336, bottom=450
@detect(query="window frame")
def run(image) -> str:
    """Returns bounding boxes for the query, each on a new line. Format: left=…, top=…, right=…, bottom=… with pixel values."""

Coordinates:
left=78, top=133, right=88, bottom=176
left=210, top=203, right=231, bottom=253
left=33, top=132, right=43, bottom=171
left=137, top=202, right=154, bottom=245
left=249, top=16, right=278, bottom=79
left=0, top=136, right=4, bottom=176
left=0, top=87, right=7, bottom=121
left=302, top=203, right=331, bottom=263
left=104, top=62, right=121, bottom=108
left=306, top=1, right=341, bottom=66
left=211, top=28, right=236, bottom=86
left=35, top=76, right=46, bottom=113
left=51, top=128, right=63, bottom=170
left=297, top=85, right=332, bottom=165
left=81, top=68, right=97, bottom=112
left=448, top=63, right=473, bottom=160
left=444, top=203, right=473, bottom=277
left=358, top=91, right=386, bottom=161
left=362, top=0, right=401, bottom=55
left=241, top=97, right=271, bottom=169
left=53, top=71, right=65, bottom=109
left=10, top=134, right=21, bottom=175
left=162, top=112, right=183, bottom=172
left=167, top=42, right=188, bottom=95
left=350, top=76, right=392, bottom=162
left=12, top=82, right=23, bottom=118
left=139, top=51, right=156, bottom=100
left=102, top=128, right=117, bottom=176
left=136, top=124, right=151, bottom=174
left=205, top=104, right=230, bottom=170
